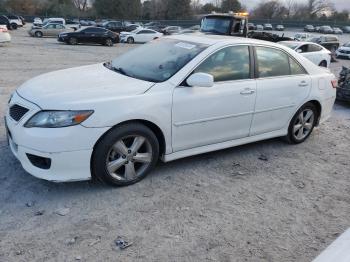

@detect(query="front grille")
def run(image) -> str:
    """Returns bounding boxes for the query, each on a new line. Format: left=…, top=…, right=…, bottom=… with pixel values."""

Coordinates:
left=9, top=104, right=29, bottom=121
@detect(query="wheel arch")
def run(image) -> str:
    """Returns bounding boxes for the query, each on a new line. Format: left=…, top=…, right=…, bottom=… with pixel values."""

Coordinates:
left=92, top=119, right=166, bottom=158
left=306, top=99, right=322, bottom=126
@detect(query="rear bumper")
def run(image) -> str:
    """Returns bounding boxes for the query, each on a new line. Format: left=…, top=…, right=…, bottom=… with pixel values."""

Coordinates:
left=0, top=33, right=11, bottom=43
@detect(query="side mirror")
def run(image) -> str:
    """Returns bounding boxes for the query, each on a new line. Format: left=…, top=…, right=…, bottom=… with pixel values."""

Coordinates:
left=186, top=72, right=214, bottom=88
left=296, top=49, right=302, bottom=53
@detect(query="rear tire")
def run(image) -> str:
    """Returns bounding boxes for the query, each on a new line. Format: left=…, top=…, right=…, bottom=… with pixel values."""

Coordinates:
left=285, top=102, right=318, bottom=144
left=10, top=23, right=17, bottom=30
left=35, top=31, right=43, bottom=38
left=127, top=37, right=134, bottom=44
left=319, top=60, right=327, bottom=67
left=92, top=123, right=159, bottom=187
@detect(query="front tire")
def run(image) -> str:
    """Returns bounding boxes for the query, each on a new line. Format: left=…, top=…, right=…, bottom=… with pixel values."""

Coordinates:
left=127, top=37, right=134, bottom=44
left=35, top=31, right=43, bottom=37
left=285, top=103, right=318, bottom=144
left=92, top=123, right=159, bottom=186
left=69, top=37, right=78, bottom=45
left=11, top=23, right=17, bottom=30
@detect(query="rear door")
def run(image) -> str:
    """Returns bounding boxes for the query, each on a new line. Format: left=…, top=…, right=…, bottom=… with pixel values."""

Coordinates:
left=250, top=46, right=311, bottom=136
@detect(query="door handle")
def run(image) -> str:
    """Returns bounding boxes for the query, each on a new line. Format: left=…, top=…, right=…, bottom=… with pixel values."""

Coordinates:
left=299, top=81, right=309, bottom=87
left=240, top=88, right=255, bottom=95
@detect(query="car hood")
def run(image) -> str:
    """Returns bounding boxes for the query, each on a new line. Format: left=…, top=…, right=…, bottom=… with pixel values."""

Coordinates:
left=17, top=63, right=155, bottom=109
left=339, top=46, right=350, bottom=51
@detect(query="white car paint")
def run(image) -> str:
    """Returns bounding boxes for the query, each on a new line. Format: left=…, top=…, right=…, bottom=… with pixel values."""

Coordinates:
left=336, top=42, right=350, bottom=59
left=0, top=25, right=11, bottom=43
left=279, top=41, right=331, bottom=67
left=294, top=33, right=311, bottom=41
left=5, top=35, right=336, bottom=182
left=120, top=28, right=163, bottom=43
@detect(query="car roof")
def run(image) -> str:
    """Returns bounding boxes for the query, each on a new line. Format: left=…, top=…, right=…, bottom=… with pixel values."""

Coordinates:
left=166, top=33, right=288, bottom=48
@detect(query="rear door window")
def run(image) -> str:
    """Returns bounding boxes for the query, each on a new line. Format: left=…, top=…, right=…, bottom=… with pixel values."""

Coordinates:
left=256, top=46, right=290, bottom=78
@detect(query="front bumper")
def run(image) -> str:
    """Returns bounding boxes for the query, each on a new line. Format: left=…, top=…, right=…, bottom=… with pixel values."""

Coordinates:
left=5, top=92, right=109, bottom=182
left=337, top=87, right=350, bottom=101
left=336, top=51, right=350, bottom=59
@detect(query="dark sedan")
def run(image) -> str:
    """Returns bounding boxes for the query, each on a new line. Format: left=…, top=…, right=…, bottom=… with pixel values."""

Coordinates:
left=58, top=27, right=119, bottom=46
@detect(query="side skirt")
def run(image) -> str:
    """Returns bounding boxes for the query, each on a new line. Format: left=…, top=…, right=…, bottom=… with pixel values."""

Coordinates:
left=162, top=129, right=287, bottom=162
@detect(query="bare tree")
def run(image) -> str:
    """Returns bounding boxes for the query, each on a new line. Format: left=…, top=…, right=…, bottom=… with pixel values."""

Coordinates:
left=72, top=0, right=88, bottom=12
left=284, top=0, right=296, bottom=18
left=307, top=0, right=334, bottom=18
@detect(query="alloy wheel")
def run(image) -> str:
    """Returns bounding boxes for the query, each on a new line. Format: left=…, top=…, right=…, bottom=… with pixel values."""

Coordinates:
left=292, top=109, right=315, bottom=140
left=105, top=135, right=153, bottom=182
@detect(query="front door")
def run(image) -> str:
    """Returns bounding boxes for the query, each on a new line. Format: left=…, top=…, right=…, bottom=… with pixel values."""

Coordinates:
left=172, top=45, right=256, bottom=152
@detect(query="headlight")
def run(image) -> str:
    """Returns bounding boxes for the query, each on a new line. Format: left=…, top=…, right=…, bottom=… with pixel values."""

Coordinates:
left=24, top=110, right=94, bottom=128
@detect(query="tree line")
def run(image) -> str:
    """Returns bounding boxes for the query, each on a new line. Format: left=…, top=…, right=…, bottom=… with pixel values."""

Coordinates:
left=0, top=0, right=348, bottom=22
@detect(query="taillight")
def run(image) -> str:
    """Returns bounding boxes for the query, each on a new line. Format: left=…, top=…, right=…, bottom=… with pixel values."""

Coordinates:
left=0, top=28, right=7, bottom=33
left=331, top=79, right=338, bottom=88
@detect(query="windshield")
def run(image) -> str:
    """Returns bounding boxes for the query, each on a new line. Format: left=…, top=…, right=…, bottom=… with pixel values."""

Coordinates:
left=110, top=39, right=208, bottom=82
left=201, top=17, right=231, bottom=34
left=279, top=42, right=299, bottom=50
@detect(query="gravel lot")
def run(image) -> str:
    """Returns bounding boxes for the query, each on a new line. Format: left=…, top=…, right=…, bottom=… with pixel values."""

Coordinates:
left=0, top=26, right=350, bottom=262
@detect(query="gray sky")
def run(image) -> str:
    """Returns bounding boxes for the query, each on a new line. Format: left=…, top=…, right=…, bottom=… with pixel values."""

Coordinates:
left=203, top=0, right=348, bottom=11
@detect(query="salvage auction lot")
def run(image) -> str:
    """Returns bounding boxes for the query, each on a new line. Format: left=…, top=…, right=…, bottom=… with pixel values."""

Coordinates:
left=0, top=26, right=349, bottom=261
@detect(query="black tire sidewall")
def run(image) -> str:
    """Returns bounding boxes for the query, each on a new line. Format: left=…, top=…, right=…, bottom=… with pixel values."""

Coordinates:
left=287, top=103, right=318, bottom=144
left=69, top=37, right=77, bottom=45
left=127, top=37, right=134, bottom=44
left=92, top=123, right=159, bottom=186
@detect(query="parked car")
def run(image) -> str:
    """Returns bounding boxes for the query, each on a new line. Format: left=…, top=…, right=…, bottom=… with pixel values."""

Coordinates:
left=247, top=23, right=256, bottom=30
left=124, top=24, right=140, bottom=32
left=0, top=25, right=11, bottom=43
left=256, top=24, right=263, bottom=31
left=58, top=27, right=119, bottom=46
left=337, top=66, right=350, bottom=101
left=248, top=31, right=293, bottom=42
left=120, top=28, right=163, bottom=43
left=279, top=41, right=331, bottom=67
left=144, top=21, right=165, bottom=32
left=5, top=35, right=337, bottom=185
left=19, top=16, right=25, bottom=25
left=6, top=15, right=23, bottom=29
left=0, top=15, right=11, bottom=30
left=309, top=35, right=340, bottom=58
left=189, top=25, right=200, bottom=31
left=29, top=23, right=73, bottom=38
left=315, top=26, right=321, bottom=32
left=294, top=33, right=311, bottom=41
left=304, top=25, right=315, bottom=32
left=319, top=25, right=333, bottom=34
left=100, top=21, right=127, bottom=33
left=33, top=17, right=43, bottom=27
left=41, top=18, right=80, bottom=31
left=336, top=42, right=350, bottom=59
left=162, top=26, right=182, bottom=35
left=276, top=25, right=284, bottom=31
left=333, top=27, right=343, bottom=35
left=342, top=26, right=350, bottom=33
left=263, top=23, right=273, bottom=30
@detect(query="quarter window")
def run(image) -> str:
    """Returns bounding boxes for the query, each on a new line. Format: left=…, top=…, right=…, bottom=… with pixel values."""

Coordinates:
left=256, top=47, right=290, bottom=78
left=194, top=45, right=250, bottom=82
left=289, top=57, right=306, bottom=75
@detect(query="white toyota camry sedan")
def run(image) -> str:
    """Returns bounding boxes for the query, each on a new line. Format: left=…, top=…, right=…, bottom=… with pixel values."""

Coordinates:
left=5, top=35, right=337, bottom=186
